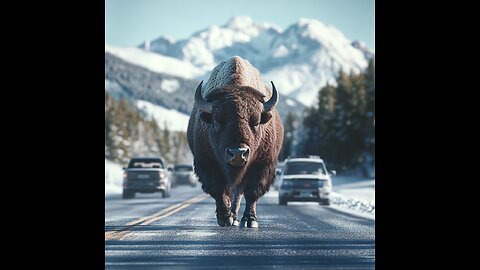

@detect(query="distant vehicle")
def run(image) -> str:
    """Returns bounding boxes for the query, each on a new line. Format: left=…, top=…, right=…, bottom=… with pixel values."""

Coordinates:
left=273, top=161, right=284, bottom=190
left=172, top=164, right=197, bottom=187
left=122, top=157, right=172, bottom=199
left=278, top=156, right=335, bottom=206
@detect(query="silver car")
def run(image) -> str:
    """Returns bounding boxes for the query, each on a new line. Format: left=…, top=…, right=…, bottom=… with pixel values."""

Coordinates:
left=278, top=156, right=335, bottom=205
left=172, top=164, right=197, bottom=187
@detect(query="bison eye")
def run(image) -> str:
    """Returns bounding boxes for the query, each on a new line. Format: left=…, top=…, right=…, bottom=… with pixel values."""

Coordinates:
left=200, top=112, right=212, bottom=123
left=250, top=120, right=260, bottom=132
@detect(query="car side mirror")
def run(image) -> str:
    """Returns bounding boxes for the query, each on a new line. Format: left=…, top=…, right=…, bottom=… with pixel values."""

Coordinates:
left=167, top=167, right=173, bottom=172
left=122, top=167, right=126, bottom=170
left=330, top=170, right=336, bottom=176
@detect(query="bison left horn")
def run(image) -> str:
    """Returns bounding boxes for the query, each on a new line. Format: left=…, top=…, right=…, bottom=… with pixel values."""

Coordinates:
left=194, top=80, right=212, bottom=113
left=263, top=81, right=279, bottom=113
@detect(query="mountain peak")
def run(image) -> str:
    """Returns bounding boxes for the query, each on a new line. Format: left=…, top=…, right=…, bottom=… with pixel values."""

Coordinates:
left=226, top=15, right=254, bottom=29
left=128, top=16, right=373, bottom=106
left=297, top=18, right=326, bottom=27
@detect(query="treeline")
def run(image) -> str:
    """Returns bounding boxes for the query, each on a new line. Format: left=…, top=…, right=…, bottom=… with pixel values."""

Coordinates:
left=281, top=59, right=375, bottom=174
left=105, top=92, right=192, bottom=165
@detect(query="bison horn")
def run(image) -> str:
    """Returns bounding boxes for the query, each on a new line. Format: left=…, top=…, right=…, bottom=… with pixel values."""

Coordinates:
left=263, top=81, right=279, bottom=113
left=194, top=81, right=212, bottom=113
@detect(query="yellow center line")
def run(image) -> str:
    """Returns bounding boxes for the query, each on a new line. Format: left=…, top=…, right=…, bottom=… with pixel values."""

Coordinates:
left=105, top=193, right=209, bottom=241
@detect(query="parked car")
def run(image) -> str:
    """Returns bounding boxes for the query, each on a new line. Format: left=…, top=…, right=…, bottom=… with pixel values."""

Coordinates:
left=122, top=157, right=172, bottom=199
left=172, top=164, right=197, bottom=187
left=278, top=156, right=335, bottom=205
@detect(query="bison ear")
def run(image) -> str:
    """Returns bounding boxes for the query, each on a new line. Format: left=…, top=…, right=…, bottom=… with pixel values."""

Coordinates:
left=260, top=112, right=272, bottom=124
left=200, top=112, right=212, bottom=123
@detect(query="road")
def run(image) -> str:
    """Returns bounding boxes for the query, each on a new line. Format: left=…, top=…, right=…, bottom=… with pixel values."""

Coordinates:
left=105, top=186, right=375, bottom=269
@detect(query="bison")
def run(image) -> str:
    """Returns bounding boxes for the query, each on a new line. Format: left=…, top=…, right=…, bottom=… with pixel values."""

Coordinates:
left=187, top=56, right=284, bottom=228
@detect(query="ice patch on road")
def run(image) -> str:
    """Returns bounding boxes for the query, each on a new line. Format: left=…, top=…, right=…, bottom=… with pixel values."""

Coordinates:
left=176, top=231, right=217, bottom=237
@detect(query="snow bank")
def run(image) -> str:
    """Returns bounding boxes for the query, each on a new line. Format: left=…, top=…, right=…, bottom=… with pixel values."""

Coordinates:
left=105, top=159, right=124, bottom=195
left=331, top=176, right=375, bottom=217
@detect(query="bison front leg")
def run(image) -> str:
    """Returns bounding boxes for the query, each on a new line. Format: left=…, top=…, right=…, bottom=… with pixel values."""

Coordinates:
left=240, top=164, right=275, bottom=228
left=194, top=163, right=234, bottom=227
left=214, top=191, right=234, bottom=227
left=230, top=190, right=243, bottom=226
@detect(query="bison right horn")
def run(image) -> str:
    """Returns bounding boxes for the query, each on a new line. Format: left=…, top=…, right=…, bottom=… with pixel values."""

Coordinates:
left=194, top=81, right=212, bottom=113
left=263, top=81, right=279, bottom=113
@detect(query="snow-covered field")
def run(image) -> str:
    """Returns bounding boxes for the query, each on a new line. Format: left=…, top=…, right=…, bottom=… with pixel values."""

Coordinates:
left=105, top=159, right=123, bottom=195
left=136, top=100, right=191, bottom=132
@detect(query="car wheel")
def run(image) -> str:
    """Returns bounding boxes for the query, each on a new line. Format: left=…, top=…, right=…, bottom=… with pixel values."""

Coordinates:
left=122, top=189, right=135, bottom=199
left=279, top=198, right=288, bottom=205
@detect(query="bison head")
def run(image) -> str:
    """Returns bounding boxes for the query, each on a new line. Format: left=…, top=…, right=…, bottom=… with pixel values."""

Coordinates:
left=194, top=81, right=279, bottom=181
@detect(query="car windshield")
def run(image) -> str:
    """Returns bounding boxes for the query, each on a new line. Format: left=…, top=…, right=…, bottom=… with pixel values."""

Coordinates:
left=128, top=159, right=164, bottom=169
left=283, top=162, right=326, bottom=175
left=174, top=165, right=193, bottom=172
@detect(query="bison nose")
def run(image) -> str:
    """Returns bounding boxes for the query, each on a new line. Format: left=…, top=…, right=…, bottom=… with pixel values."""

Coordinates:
left=225, top=145, right=250, bottom=167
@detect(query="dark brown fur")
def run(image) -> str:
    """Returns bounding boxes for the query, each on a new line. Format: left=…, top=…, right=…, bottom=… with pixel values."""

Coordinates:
left=187, top=85, right=283, bottom=226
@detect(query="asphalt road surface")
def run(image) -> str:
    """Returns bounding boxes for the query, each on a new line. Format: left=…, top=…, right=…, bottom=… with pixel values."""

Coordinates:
left=105, top=186, right=375, bottom=269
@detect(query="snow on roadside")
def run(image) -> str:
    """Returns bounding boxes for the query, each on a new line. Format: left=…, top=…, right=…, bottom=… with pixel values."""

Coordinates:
left=331, top=176, right=375, bottom=218
left=105, top=159, right=124, bottom=195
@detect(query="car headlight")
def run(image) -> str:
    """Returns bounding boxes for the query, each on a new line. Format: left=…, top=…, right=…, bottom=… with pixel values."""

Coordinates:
left=281, top=180, right=293, bottom=188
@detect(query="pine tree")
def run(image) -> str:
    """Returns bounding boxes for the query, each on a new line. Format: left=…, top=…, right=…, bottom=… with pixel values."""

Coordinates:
left=364, top=59, right=375, bottom=170
left=280, top=112, right=297, bottom=160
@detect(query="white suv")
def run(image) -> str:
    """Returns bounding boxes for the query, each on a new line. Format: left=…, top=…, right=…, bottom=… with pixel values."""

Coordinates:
left=278, top=156, right=335, bottom=206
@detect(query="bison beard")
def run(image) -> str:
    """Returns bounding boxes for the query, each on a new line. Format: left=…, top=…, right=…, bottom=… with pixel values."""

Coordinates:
left=187, top=77, right=283, bottom=228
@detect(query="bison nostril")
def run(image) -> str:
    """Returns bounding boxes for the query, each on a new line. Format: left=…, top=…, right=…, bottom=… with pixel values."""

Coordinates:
left=242, top=148, right=250, bottom=159
left=227, top=149, right=236, bottom=159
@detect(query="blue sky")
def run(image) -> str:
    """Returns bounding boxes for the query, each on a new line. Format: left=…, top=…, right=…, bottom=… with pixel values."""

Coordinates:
left=105, top=0, right=374, bottom=49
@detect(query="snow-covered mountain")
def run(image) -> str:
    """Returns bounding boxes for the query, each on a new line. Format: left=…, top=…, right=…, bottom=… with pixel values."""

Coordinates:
left=136, top=16, right=374, bottom=105
left=105, top=44, right=206, bottom=79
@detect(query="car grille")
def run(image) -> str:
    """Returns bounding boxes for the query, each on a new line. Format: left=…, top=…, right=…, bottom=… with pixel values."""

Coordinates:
left=291, top=179, right=323, bottom=189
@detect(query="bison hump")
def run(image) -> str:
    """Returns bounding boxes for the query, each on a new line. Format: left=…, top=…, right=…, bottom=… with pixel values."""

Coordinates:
left=202, top=56, right=271, bottom=101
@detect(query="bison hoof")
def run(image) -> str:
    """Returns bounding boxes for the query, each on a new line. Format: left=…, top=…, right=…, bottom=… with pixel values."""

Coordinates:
left=217, top=216, right=234, bottom=227
left=232, top=219, right=240, bottom=226
left=249, top=220, right=258, bottom=228
left=240, top=217, right=258, bottom=228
